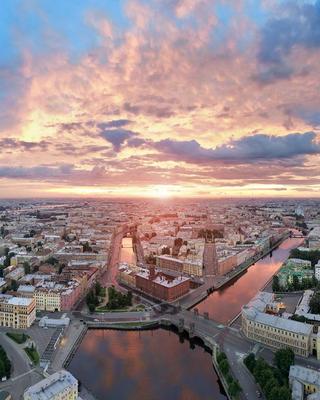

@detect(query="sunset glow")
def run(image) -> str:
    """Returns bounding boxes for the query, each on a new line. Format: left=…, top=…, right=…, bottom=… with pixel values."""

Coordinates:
left=0, top=1, right=320, bottom=198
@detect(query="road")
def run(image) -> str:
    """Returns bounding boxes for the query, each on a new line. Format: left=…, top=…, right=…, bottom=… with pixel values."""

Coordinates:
left=101, top=231, right=123, bottom=287
left=0, top=332, right=43, bottom=400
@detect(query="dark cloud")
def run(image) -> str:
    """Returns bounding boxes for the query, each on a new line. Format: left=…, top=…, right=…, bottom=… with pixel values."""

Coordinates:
left=287, top=107, right=320, bottom=128
left=0, top=138, right=49, bottom=151
left=255, top=1, right=320, bottom=83
left=97, top=119, right=131, bottom=129
left=100, top=128, right=137, bottom=151
left=140, top=132, right=320, bottom=164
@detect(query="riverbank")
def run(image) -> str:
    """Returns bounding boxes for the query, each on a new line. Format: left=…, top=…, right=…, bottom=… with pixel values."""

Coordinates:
left=67, top=326, right=228, bottom=400
left=195, top=236, right=304, bottom=323
left=215, top=233, right=291, bottom=290
left=182, top=234, right=291, bottom=311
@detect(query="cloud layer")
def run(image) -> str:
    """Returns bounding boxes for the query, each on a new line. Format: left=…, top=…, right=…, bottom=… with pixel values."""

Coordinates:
left=0, top=0, right=320, bottom=198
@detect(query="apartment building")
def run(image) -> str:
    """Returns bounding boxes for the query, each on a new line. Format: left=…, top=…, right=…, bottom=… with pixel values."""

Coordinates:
left=242, top=292, right=320, bottom=359
left=135, top=268, right=190, bottom=302
left=0, top=295, right=36, bottom=329
left=23, top=370, right=78, bottom=400
left=290, top=365, right=320, bottom=400
left=34, top=288, right=61, bottom=311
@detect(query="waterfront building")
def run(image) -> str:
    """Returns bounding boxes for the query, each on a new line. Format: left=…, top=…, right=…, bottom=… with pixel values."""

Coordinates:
left=308, top=227, right=320, bottom=250
left=277, top=258, right=314, bottom=289
left=156, top=255, right=203, bottom=277
left=0, top=295, right=36, bottom=328
left=241, top=291, right=320, bottom=359
left=23, top=370, right=79, bottom=400
left=135, top=267, right=190, bottom=301
left=290, top=365, right=320, bottom=400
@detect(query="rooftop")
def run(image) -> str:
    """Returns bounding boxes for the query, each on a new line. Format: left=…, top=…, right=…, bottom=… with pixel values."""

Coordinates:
left=24, top=370, right=77, bottom=400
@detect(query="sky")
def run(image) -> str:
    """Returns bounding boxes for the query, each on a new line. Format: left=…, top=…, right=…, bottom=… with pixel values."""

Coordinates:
left=0, top=0, right=320, bottom=199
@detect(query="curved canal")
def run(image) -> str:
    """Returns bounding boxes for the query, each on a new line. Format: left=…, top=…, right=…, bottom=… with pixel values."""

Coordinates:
left=195, top=237, right=304, bottom=323
left=68, top=328, right=227, bottom=400
left=69, top=236, right=303, bottom=399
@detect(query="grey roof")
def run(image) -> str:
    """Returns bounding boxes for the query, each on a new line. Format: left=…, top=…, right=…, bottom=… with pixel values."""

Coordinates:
left=24, top=370, right=77, bottom=400
left=290, top=365, right=320, bottom=387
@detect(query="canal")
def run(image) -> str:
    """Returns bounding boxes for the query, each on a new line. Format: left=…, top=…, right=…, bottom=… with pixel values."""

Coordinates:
left=68, top=328, right=227, bottom=400
left=69, top=236, right=303, bottom=399
left=120, top=236, right=136, bottom=264
left=195, top=236, right=304, bottom=323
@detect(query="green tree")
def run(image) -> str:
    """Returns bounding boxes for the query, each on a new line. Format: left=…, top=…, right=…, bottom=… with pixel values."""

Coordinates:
left=83, top=242, right=92, bottom=252
left=219, top=359, right=229, bottom=376
left=10, top=280, right=18, bottom=291
left=95, top=282, right=102, bottom=296
left=228, top=379, right=242, bottom=398
left=272, top=276, right=281, bottom=292
left=310, top=291, right=320, bottom=314
left=23, top=261, right=31, bottom=274
left=269, top=385, right=291, bottom=400
left=244, top=353, right=256, bottom=372
left=274, top=348, right=295, bottom=380
left=292, top=275, right=300, bottom=291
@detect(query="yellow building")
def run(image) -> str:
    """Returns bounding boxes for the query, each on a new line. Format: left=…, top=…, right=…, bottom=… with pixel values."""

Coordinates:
left=34, top=289, right=61, bottom=312
left=242, top=291, right=320, bottom=359
left=182, top=261, right=203, bottom=277
left=290, top=365, right=320, bottom=400
left=0, top=295, right=36, bottom=329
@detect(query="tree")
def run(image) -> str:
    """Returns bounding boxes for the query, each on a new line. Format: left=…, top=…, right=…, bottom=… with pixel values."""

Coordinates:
left=83, top=242, right=92, bottom=252
left=228, top=380, right=242, bottom=398
left=95, top=282, right=102, bottom=296
left=272, top=276, right=281, bottom=292
left=217, top=352, right=227, bottom=364
left=309, top=291, right=320, bottom=314
left=274, top=348, right=295, bottom=380
left=264, top=378, right=278, bottom=398
left=244, top=353, right=256, bottom=372
left=47, top=256, right=58, bottom=265
left=219, top=359, right=229, bottom=376
left=292, top=275, right=300, bottom=291
left=161, top=246, right=170, bottom=255
left=23, top=262, right=31, bottom=274
left=269, top=385, right=291, bottom=400
left=10, top=280, right=18, bottom=291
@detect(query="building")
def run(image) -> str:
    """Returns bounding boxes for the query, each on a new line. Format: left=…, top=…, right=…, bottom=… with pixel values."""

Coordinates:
left=315, top=262, right=320, bottom=281
left=203, top=241, right=218, bottom=276
left=277, top=258, right=314, bottom=289
left=0, top=295, right=36, bottom=329
left=290, top=365, right=320, bottom=400
left=156, top=255, right=183, bottom=273
left=308, top=227, right=320, bottom=250
left=34, top=288, right=61, bottom=311
left=135, top=267, right=190, bottom=302
left=23, top=370, right=79, bottom=400
left=241, top=291, right=320, bottom=359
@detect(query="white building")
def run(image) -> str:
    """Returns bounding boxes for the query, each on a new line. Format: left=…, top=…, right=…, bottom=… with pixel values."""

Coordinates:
left=315, top=262, right=320, bottom=281
left=24, top=370, right=79, bottom=400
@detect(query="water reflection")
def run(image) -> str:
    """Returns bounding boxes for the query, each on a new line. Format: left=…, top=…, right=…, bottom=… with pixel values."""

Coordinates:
left=120, top=237, right=136, bottom=264
left=195, top=237, right=303, bottom=323
left=69, top=328, right=227, bottom=400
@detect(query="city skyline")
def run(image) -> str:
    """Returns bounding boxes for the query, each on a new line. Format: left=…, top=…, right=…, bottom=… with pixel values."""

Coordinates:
left=1, top=0, right=320, bottom=198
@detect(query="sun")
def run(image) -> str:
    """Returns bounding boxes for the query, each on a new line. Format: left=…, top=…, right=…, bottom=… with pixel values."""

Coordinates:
left=153, top=186, right=170, bottom=198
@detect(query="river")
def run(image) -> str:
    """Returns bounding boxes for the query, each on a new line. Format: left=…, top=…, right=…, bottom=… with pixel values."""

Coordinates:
left=120, top=237, right=136, bottom=264
left=195, top=237, right=304, bottom=323
left=69, top=236, right=302, bottom=399
left=68, top=328, right=227, bottom=400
